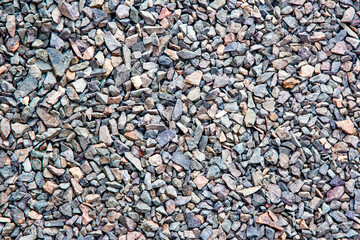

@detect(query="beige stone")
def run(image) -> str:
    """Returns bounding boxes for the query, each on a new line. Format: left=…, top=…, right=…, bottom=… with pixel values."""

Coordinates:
left=194, top=175, right=209, bottom=190
left=299, top=65, right=314, bottom=78
left=184, top=70, right=203, bottom=86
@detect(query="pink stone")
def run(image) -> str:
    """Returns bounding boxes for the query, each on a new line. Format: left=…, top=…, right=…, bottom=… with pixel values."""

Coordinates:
left=326, top=186, right=344, bottom=202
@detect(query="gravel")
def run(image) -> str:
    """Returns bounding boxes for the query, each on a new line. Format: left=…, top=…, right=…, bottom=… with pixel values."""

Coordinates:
left=1, top=0, right=360, bottom=239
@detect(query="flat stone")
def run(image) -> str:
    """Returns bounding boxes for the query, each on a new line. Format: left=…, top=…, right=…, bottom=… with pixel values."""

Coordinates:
left=104, top=32, right=121, bottom=51
left=148, top=154, right=162, bottom=166
left=178, top=49, right=199, bottom=59
left=172, top=152, right=191, bottom=170
left=69, top=62, right=89, bottom=72
left=0, top=118, right=11, bottom=139
left=341, top=7, right=355, bottom=22
left=59, top=2, right=80, bottom=20
left=194, top=175, right=209, bottom=189
left=283, top=16, right=298, bottom=28
left=71, top=178, right=83, bottom=195
left=310, top=32, right=326, bottom=42
left=186, top=212, right=201, bottom=228
left=331, top=41, right=349, bottom=55
left=336, top=119, right=356, bottom=134
left=175, top=196, right=191, bottom=205
left=309, top=74, right=330, bottom=84
left=289, top=179, right=304, bottom=193
left=256, top=212, right=284, bottom=231
left=6, top=15, right=16, bottom=38
left=213, top=76, right=229, bottom=88
left=11, top=123, right=31, bottom=138
left=185, top=70, right=203, bottom=86
left=272, top=59, right=288, bottom=70
left=156, top=129, right=176, bottom=147
left=124, top=152, right=144, bottom=171
left=114, top=140, right=130, bottom=154
left=326, top=186, right=344, bottom=202
left=222, top=174, right=237, bottom=190
left=244, top=109, right=256, bottom=127
left=6, top=36, right=19, bottom=52
left=48, top=48, right=73, bottom=77
left=239, top=186, right=261, bottom=197
left=209, top=0, right=226, bottom=10
left=14, top=75, right=38, bottom=99
left=283, top=78, right=300, bottom=89
left=253, top=84, right=268, bottom=97
left=37, top=108, right=61, bottom=127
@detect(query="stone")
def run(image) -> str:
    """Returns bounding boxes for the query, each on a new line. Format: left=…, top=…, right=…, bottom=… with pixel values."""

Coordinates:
left=104, top=32, right=121, bottom=51
left=310, top=32, right=325, bottom=42
left=6, top=36, right=19, bottom=52
left=185, top=70, right=203, bottom=86
left=336, top=119, right=356, bottom=134
left=116, top=5, right=130, bottom=19
left=299, top=65, right=314, bottom=78
left=283, top=16, right=298, bottom=28
left=256, top=212, right=284, bottom=231
left=272, top=59, right=288, bottom=70
left=186, top=212, right=201, bottom=228
left=12, top=208, right=25, bottom=225
left=194, top=175, right=209, bottom=189
left=244, top=109, right=256, bottom=127
left=6, top=15, right=16, bottom=38
left=331, top=41, right=349, bottom=55
left=43, top=181, right=58, bottom=194
left=178, top=49, right=199, bottom=59
left=11, top=123, right=31, bottom=138
left=158, top=55, right=173, bottom=67
left=172, top=152, right=191, bottom=170
left=14, top=75, right=38, bottom=99
left=0, top=118, right=11, bottom=139
left=210, top=0, right=226, bottom=9
left=149, top=154, right=162, bottom=166
left=159, top=7, right=172, bottom=20
left=124, top=152, right=144, bottom=171
left=59, top=2, right=80, bottom=20
left=37, top=108, right=61, bottom=127
left=253, top=84, right=268, bottom=97
left=99, top=126, right=113, bottom=145
left=239, top=186, right=261, bottom=197
left=72, top=79, right=87, bottom=93
left=48, top=48, right=73, bottom=77
left=342, top=7, right=355, bottom=22
left=326, top=186, right=344, bottom=202
left=156, top=130, right=176, bottom=147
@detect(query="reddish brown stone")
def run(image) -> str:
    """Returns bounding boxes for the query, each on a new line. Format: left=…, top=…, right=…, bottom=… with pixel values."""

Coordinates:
left=37, top=108, right=61, bottom=127
left=256, top=212, right=284, bottom=231
left=159, top=7, right=172, bottom=20
left=283, top=78, right=300, bottom=89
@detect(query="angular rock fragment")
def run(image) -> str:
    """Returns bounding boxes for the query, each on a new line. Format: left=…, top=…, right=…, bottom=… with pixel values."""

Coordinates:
left=48, top=48, right=73, bottom=77
left=59, top=2, right=80, bottom=20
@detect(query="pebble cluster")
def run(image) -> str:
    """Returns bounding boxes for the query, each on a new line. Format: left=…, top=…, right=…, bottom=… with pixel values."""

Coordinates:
left=1, top=0, right=360, bottom=239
